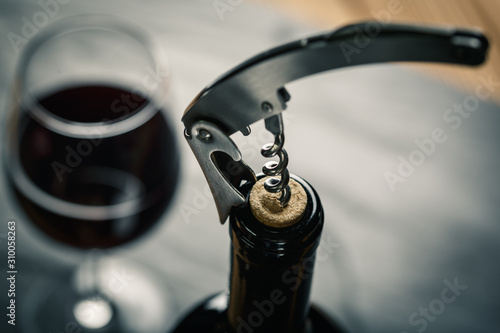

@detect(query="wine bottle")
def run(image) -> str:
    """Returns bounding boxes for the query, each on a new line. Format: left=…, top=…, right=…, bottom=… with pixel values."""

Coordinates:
left=172, top=175, right=345, bottom=333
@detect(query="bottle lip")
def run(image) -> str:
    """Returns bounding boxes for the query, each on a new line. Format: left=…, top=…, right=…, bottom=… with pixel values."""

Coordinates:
left=230, top=174, right=324, bottom=258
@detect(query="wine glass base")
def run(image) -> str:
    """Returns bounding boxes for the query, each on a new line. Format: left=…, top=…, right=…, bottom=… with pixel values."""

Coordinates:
left=17, top=256, right=178, bottom=333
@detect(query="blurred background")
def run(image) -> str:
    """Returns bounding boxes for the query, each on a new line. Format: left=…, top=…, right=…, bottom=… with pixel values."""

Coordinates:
left=0, top=0, right=499, bottom=332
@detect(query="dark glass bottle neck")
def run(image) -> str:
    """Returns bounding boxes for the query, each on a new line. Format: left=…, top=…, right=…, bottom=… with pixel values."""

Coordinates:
left=227, top=175, right=324, bottom=333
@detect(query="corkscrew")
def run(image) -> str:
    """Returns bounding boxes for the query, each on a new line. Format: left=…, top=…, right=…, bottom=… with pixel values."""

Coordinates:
left=182, top=21, right=488, bottom=223
left=261, top=113, right=290, bottom=208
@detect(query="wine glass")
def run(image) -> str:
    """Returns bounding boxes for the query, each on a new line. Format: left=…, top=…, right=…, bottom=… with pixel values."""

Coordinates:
left=4, top=15, right=179, bottom=332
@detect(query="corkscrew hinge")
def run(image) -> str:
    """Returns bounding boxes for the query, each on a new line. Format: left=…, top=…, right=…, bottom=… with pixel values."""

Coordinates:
left=185, top=111, right=291, bottom=223
left=182, top=21, right=488, bottom=224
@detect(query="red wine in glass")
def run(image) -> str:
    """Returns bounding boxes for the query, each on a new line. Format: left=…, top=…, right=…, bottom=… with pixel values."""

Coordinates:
left=13, top=85, right=179, bottom=248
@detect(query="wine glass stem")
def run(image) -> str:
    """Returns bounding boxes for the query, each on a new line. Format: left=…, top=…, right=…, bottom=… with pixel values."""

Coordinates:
left=75, top=249, right=102, bottom=296
left=73, top=250, right=115, bottom=330
left=89, top=249, right=100, bottom=296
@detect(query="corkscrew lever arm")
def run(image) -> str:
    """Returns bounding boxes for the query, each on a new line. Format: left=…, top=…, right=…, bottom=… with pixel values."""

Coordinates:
left=183, top=22, right=489, bottom=223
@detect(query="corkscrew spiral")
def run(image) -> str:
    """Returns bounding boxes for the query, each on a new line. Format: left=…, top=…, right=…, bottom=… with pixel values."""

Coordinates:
left=261, top=113, right=291, bottom=207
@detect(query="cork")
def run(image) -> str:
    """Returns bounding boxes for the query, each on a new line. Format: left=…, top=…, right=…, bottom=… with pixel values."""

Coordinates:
left=249, top=177, right=307, bottom=228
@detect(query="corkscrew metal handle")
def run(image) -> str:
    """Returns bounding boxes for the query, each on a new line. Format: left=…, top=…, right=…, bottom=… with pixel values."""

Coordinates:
left=183, top=21, right=489, bottom=223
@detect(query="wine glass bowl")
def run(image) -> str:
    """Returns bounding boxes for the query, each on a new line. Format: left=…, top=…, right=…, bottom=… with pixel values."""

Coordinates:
left=6, top=15, right=179, bottom=249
